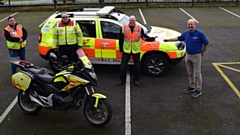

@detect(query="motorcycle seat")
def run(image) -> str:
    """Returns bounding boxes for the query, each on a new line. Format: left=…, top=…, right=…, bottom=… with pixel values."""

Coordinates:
left=28, top=68, right=54, bottom=83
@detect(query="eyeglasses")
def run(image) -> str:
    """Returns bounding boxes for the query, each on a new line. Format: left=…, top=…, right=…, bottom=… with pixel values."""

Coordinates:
left=62, top=16, right=68, bottom=18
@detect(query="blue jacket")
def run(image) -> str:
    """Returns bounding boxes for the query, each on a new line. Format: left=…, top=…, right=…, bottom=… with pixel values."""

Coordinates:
left=178, top=29, right=209, bottom=54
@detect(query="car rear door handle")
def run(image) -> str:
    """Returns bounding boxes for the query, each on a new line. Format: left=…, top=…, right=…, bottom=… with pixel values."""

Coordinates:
left=102, top=43, right=109, bottom=47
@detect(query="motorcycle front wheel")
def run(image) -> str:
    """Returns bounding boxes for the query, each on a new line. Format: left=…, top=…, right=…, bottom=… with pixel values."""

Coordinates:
left=84, top=99, right=112, bottom=127
left=18, top=91, right=42, bottom=115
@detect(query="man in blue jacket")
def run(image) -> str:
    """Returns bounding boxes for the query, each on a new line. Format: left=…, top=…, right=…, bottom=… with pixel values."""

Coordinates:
left=164, top=19, right=209, bottom=98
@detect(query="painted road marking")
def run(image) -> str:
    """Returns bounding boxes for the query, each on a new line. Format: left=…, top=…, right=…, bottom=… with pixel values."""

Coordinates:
left=139, top=8, right=147, bottom=24
left=219, top=7, right=240, bottom=19
left=212, top=62, right=240, bottom=98
left=0, top=96, right=18, bottom=124
left=125, top=71, right=131, bottom=135
left=38, top=11, right=58, bottom=27
left=0, top=12, right=19, bottom=23
left=179, top=8, right=199, bottom=23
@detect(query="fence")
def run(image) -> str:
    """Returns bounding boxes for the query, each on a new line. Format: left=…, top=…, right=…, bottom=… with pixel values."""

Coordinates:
left=69, top=0, right=239, bottom=4
left=0, top=0, right=239, bottom=11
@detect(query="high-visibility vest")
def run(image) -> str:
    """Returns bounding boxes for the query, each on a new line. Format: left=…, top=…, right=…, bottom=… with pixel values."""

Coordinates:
left=53, top=20, right=83, bottom=48
left=122, top=25, right=141, bottom=54
left=3, top=24, right=26, bottom=50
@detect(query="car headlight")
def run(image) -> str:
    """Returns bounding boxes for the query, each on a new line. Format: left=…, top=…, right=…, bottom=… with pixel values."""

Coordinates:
left=175, top=41, right=185, bottom=50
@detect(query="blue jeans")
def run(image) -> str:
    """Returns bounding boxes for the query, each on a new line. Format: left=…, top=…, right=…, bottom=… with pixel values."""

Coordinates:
left=9, top=48, right=26, bottom=74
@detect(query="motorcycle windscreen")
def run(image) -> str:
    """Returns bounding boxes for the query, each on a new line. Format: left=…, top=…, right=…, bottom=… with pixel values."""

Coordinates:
left=76, top=48, right=92, bottom=69
left=12, top=72, right=32, bottom=91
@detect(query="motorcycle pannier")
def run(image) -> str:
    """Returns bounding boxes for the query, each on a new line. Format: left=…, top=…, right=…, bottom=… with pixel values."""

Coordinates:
left=12, top=72, right=33, bottom=91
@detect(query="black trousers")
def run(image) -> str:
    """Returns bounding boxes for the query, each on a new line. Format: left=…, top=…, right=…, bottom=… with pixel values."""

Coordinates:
left=119, top=52, right=140, bottom=82
left=59, top=45, right=78, bottom=62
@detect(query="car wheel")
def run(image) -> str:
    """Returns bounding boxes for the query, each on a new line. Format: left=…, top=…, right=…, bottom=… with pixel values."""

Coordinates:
left=142, top=54, right=169, bottom=77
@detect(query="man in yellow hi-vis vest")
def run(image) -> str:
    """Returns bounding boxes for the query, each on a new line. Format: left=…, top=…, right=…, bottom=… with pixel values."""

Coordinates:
left=53, top=12, right=83, bottom=63
left=2, top=16, right=28, bottom=74
left=116, top=15, right=156, bottom=86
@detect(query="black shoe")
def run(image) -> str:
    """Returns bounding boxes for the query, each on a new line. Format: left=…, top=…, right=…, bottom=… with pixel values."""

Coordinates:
left=182, top=87, right=195, bottom=93
left=116, top=81, right=125, bottom=86
left=191, top=90, right=202, bottom=98
left=133, top=80, right=139, bottom=86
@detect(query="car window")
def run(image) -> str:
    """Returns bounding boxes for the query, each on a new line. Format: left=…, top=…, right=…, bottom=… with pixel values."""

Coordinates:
left=76, top=20, right=96, bottom=38
left=100, top=21, right=121, bottom=39
left=42, top=20, right=58, bottom=32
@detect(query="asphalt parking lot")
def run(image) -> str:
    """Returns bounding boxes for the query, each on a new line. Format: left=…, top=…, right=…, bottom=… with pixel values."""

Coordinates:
left=0, top=7, right=240, bottom=135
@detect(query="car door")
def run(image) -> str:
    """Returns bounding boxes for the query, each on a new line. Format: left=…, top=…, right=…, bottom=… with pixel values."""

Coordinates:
left=96, top=19, right=122, bottom=64
left=76, top=19, right=101, bottom=61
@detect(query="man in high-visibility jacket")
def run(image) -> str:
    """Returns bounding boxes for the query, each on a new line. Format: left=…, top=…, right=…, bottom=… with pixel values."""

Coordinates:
left=116, top=15, right=155, bottom=86
left=53, top=12, right=83, bottom=63
left=2, top=16, right=28, bottom=74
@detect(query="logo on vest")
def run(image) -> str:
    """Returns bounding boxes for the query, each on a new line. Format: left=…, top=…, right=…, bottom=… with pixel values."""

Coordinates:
left=11, top=31, right=17, bottom=35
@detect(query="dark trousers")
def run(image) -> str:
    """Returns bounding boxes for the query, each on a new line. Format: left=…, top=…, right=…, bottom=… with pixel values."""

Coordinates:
left=59, top=45, right=78, bottom=62
left=120, top=52, right=140, bottom=82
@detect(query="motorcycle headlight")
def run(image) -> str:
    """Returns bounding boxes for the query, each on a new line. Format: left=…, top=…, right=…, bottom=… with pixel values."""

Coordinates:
left=89, top=72, right=98, bottom=80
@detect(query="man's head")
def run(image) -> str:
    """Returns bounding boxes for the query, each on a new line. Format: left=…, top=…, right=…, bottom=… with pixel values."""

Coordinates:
left=128, top=15, right=136, bottom=27
left=61, top=13, right=69, bottom=23
left=7, top=16, right=16, bottom=27
left=187, top=19, right=196, bottom=33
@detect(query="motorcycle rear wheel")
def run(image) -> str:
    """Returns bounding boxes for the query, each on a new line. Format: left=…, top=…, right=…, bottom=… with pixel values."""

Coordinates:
left=84, top=99, right=112, bottom=127
left=18, top=91, right=42, bottom=115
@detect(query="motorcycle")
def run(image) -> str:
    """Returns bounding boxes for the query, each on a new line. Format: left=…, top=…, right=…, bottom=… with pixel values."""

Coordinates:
left=11, top=48, right=112, bottom=127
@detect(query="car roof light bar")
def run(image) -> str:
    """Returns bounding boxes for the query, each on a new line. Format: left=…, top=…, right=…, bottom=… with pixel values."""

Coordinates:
left=54, top=6, right=116, bottom=18
left=83, top=8, right=101, bottom=11
left=97, top=6, right=115, bottom=17
left=73, top=12, right=98, bottom=16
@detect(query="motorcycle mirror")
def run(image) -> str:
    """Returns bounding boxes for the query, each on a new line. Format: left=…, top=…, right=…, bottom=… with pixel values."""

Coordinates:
left=49, top=52, right=57, bottom=61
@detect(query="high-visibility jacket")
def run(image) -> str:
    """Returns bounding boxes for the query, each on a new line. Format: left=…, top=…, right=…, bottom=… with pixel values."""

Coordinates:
left=122, top=25, right=141, bottom=54
left=3, top=24, right=26, bottom=50
left=53, top=19, right=83, bottom=49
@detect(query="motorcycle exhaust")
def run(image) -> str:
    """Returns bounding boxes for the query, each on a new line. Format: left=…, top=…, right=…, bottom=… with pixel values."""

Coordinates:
left=29, top=95, right=49, bottom=107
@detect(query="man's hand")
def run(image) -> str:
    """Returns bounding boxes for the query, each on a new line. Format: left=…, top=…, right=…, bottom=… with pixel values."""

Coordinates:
left=19, top=37, right=23, bottom=43
left=163, top=39, right=168, bottom=42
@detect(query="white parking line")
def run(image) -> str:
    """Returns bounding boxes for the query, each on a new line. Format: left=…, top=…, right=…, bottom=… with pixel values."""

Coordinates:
left=0, top=12, right=19, bottom=23
left=139, top=8, right=147, bottom=24
left=125, top=71, right=131, bottom=135
left=0, top=96, right=18, bottom=124
left=124, top=8, right=147, bottom=135
left=219, top=7, right=240, bottom=18
left=179, top=8, right=199, bottom=23
left=38, top=11, right=58, bottom=27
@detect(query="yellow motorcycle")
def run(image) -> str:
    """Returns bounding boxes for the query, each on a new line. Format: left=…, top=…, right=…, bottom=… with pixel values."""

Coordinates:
left=11, top=49, right=112, bottom=127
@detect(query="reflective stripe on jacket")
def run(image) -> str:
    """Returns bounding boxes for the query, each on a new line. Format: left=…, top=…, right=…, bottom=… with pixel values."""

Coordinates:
left=53, top=20, right=83, bottom=48
left=3, top=24, right=26, bottom=50
left=122, top=25, right=141, bottom=54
